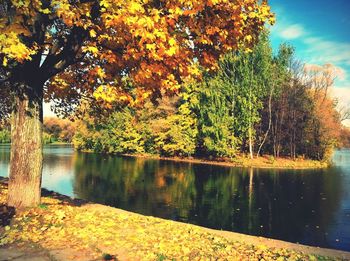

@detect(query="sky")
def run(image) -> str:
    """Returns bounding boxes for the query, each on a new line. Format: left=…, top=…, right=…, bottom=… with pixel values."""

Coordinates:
left=45, top=0, right=350, bottom=124
left=269, top=0, right=350, bottom=125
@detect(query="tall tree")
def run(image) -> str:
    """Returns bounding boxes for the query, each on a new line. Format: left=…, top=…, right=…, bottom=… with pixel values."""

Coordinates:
left=255, top=42, right=292, bottom=156
left=217, top=33, right=273, bottom=158
left=0, top=0, right=273, bottom=208
left=192, top=77, right=239, bottom=157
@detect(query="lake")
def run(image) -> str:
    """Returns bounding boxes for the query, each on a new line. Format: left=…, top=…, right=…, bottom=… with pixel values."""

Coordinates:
left=0, top=144, right=349, bottom=251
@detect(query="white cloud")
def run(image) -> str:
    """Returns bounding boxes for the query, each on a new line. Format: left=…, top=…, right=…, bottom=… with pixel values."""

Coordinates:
left=332, top=86, right=350, bottom=105
left=279, top=24, right=305, bottom=39
left=302, top=37, right=350, bottom=66
left=343, top=119, right=350, bottom=127
left=332, top=86, right=350, bottom=127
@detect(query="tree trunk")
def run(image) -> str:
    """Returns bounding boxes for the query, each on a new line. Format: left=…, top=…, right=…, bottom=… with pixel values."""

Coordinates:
left=7, top=83, right=43, bottom=209
left=257, top=84, right=274, bottom=157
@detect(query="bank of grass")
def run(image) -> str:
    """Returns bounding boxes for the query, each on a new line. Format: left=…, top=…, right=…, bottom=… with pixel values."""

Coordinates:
left=76, top=146, right=329, bottom=169
left=1, top=142, right=72, bottom=145
left=47, top=141, right=72, bottom=145
left=0, top=181, right=346, bottom=261
left=121, top=153, right=329, bottom=170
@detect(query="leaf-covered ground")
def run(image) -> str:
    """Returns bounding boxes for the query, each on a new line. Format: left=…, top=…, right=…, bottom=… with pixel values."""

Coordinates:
left=0, top=183, right=343, bottom=261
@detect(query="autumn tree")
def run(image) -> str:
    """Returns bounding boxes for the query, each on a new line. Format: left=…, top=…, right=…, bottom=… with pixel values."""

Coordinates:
left=0, top=0, right=273, bottom=208
left=302, top=64, right=343, bottom=160
left=339, top=127, right=350, bottom=148
left=44, top=117, right=76, bottom=143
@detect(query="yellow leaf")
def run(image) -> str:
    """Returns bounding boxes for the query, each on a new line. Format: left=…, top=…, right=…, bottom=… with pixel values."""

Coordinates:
left=41, top=8, right=51, bottom=14
left=168, top=37, right=176, bottom=46
left=89, top=29, right=97, bottom=38
left=166, top=46, right=177, bottom=56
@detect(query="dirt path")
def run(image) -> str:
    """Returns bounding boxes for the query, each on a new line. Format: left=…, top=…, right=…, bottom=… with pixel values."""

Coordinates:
left=0, top=243, right=99, bottom=261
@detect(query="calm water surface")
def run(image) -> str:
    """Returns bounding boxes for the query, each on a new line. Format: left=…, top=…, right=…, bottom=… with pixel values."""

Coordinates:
left=0, top=144, right=349, bottom=251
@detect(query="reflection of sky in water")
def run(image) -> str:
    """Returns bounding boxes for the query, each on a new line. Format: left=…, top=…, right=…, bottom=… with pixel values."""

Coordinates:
left=0, top=165, right=9, bottom=178
left=42, top=165, right=75, bottom=197
left=1, top=145, right=350, bottom=252
left=42, top=145, right=75, bottom=196
left=0, top=144, right=75, bottom=196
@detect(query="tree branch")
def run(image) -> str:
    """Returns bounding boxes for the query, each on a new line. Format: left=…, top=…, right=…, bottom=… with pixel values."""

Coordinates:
left=41, top=27, right=88, bottom=80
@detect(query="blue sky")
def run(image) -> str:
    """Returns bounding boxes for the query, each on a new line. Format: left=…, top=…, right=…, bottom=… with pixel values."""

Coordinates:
left=269, top=0, right=350, bottom=124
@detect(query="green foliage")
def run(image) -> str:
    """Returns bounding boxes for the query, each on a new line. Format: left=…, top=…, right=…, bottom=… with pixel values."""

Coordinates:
left=74, top=95, right=198, bottom=157
left=156, top=254, right=167, bottom=261
left=0, top=129, right=10, bottom=143
left=189, top=33, right=275, bottom=157
left=38, top=204, right=48, bottom=210
left=74, top=110, right=145, bottom=154
left=72, top=33, right=342, bottom=162
left=192, top=79, right=239, bottom=157
left=153, top=103, right=198, bottom=157
left=43, top=132, right=54, bottom=144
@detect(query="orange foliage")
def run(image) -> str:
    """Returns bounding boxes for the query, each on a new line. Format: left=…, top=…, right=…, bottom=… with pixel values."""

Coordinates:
left=313, top=95, right=341, bottom=142
left=339, top=127, right=350, bottom=148
left=44, top=117, right=76, bottom=142
left=1, top=0, right=274, bottom=108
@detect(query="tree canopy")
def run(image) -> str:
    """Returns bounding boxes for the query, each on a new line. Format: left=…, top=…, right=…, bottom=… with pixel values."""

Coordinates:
left=1, top=0, right=274, bottom=112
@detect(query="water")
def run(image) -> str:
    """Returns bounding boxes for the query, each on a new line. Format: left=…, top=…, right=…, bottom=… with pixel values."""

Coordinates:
left=0, top=144, right=349, bottom=251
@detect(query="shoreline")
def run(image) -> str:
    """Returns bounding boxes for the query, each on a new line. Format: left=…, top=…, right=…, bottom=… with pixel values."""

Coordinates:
left=81, top=203, right=350, bottom=260
left=1, top=178, right=349, bottom=260
left=120, top=153, right=329, bottom=170
left=0, top=143, right=331, bottom=169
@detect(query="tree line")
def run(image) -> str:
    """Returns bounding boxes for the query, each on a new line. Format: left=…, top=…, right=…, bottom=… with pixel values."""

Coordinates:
left=0, top=120, right=10, bottom=143
left=0, top=117, right=75, bottom=144
left=1, top=34, right=348, bottom=162
left=72, top=34, right=346, bottom=162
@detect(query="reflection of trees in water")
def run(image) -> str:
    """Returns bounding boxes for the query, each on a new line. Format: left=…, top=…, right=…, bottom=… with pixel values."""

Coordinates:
left=42, top=146, right=76, bottom=174
left=0, top=146, right=10, bottom=165
left=0, top=146, right=75, bottom=174
left=73, top=153, right=343, bottom=248
left=73, top=153, right=197, bottom=219
left=43, top=154, right=75, bottom=174
left=200, top=166, right=342, bottom=248
left=0, top=146, right=10, bottom=177
left=231, top=167, right=343, bottom=247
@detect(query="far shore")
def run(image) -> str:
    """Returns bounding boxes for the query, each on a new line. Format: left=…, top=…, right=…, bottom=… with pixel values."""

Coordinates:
left=0, top=142, right=332, bottom=169
left=120, top=153, right=330, bottom=170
